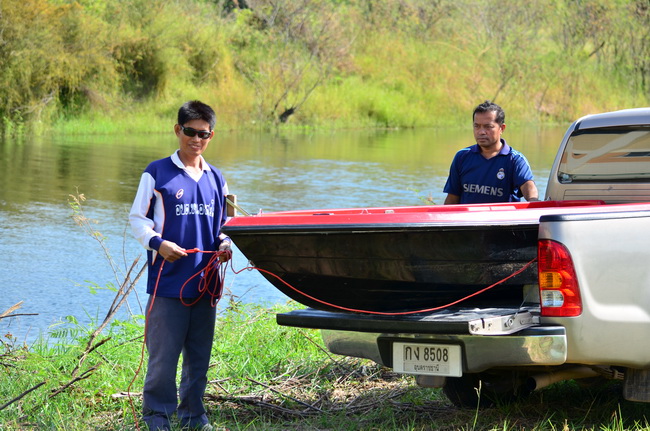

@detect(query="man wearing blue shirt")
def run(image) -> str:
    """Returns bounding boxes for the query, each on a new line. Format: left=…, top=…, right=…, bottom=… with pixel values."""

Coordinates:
left=130, top=100, right=230, bottom=431
left=443, top=101, right=538, bottom=204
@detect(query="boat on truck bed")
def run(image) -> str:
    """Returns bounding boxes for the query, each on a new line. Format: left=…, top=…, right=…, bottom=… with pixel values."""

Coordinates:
left=251, top=107, right=650, bottom=408
left=222, top=199, right=612, bottom=313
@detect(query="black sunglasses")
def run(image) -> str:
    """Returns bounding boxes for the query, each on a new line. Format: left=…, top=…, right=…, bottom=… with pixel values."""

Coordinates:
left=180, top=125, right=212, bottom=140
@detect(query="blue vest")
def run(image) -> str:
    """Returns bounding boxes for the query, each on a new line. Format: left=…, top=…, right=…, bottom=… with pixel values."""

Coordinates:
left=144, top=157, right=227, bottom=298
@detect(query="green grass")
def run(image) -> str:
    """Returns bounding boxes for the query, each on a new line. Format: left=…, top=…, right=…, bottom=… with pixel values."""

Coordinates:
left=2, top=302, right=650, bottom=430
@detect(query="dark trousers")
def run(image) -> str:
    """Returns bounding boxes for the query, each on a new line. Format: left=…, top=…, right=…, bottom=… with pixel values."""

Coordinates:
left=142, top=295, right=216, bottom=429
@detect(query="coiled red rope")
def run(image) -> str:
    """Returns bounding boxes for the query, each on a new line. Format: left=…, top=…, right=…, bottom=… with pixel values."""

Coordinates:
left=127, top=248, right=231, bottom=430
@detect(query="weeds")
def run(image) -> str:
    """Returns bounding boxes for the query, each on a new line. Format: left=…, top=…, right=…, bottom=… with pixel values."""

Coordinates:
left=3, top=305, right=650, bottom=430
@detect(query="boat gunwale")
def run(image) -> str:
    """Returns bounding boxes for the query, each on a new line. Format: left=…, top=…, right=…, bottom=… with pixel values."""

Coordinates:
left=222, top=221, right=542, bottom=234
left=238, top=199, right=604, bottom=218
left=223, top=201, right=650, bottom=232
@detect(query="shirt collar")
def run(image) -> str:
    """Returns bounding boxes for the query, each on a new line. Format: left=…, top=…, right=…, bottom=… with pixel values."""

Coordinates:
left=171, top=150, right=211, bottom=172
left=469, top=138, right=511, bottom=155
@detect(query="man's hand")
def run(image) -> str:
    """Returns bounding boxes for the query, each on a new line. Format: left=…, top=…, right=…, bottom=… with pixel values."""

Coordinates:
left=444, top=193, right=461, bottom=205
left=218, top=238, right=232, bottom=262
left=520, top=180, right=539, bottom=202
left=158, top=240, right=188, bottom=262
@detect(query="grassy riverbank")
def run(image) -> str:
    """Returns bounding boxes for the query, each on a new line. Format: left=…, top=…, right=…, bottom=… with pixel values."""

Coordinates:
left=2, top=0, right=648, bottom=134
left=2, top=302, right=650, bottom=430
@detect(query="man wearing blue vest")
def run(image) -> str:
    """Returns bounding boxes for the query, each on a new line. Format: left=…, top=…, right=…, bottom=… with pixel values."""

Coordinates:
left=130, top=100, right=230, bottom=431
left=443, top=101, right=538, bottom=204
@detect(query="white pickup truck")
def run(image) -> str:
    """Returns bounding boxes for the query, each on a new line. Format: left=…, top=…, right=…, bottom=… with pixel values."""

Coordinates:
left=277, top=107, right=650, bottom=407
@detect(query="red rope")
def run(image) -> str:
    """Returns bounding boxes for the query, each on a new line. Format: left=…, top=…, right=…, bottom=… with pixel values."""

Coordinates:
left=242, top=257, right=538, bottom=316
left=126, top=248, right=231, bottom=430
left=179, top=248, right=231, bottom=307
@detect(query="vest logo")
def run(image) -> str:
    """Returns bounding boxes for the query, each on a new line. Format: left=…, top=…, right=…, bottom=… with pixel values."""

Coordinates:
left=496, top=168, right=505, bottom=180
left=175, top=199, right=215, bottom=217
left=176, top=189, right=184, bottom=199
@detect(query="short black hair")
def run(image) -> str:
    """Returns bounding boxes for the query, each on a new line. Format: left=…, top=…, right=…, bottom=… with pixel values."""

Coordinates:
left=473, top=100, right=505, bottom=125
left=177, top=100, right=217, bottom=130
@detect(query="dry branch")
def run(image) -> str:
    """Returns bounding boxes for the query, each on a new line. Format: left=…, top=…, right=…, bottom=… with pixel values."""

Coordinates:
left=246, top=377, right=325, bottom=413
left=1, top=302, right=23, bottom=318
left=0, top=381, right=46, bottom=411
left=49, top=365, right=100, bottom=398
left=0, top=302, right=37, bottom=320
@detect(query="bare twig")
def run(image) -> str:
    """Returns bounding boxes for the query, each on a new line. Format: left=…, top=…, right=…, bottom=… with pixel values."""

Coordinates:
left=0, top=313, right=38, bottom=319
left=66, top=193, right=148, bottom=377
left=297, top=328, right=347, bottom=369
left=246, top=377, right=325, bottom=413
left=49, top=365, right=100, bottom=398
left=0, top=381, right=46, bottom=411
left=70, top=259, right=145, bottom=378
left=1, top=302, right=29, bottom=320
left=1, top=302, right=23, bottom=317
left=209, top=394, right=313, bottom=417
left=86, top=337, right=111, bottom=355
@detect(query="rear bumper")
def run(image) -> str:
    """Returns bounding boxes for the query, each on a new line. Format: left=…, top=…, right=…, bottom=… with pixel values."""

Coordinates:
left=322, top=326, right=567, bottom=373
left=278, top=309, right=567, bottom=373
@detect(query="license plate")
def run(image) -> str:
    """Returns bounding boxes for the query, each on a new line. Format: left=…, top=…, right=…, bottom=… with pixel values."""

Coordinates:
left=392, top=342, right=462, bottom=377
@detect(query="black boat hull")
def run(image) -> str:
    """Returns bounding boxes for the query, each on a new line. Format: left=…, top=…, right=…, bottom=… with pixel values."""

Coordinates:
left=223, top=223, right=538, bottom=312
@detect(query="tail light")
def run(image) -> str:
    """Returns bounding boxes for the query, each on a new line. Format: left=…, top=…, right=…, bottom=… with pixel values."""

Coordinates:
left=538, top=239, right=582, bottom=317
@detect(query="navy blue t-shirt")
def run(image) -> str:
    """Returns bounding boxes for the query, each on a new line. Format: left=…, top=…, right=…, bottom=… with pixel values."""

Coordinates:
left=443, top=139, right=534, bottom=204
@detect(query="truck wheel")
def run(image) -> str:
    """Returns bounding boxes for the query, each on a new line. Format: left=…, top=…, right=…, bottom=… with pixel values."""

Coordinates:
left=443, top=372, right=522, bottom=408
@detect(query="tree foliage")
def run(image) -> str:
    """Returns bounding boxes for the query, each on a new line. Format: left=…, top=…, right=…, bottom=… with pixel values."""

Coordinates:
left=0, top=0, right=115, bottom=125
left=0, top=0, right=648, bottom=131
left=230, top=0, right=355, bottom=123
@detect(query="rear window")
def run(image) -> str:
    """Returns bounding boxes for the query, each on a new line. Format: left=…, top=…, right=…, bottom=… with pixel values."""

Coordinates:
left=558, top=126, right=650, bottom=183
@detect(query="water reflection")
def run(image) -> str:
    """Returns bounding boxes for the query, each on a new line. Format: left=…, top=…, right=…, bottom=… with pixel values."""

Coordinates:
left=0, top=126, right=563, bottom=343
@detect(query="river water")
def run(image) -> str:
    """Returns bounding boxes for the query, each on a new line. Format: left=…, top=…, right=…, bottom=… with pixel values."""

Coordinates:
left=0, top=126, right=564, bottom=343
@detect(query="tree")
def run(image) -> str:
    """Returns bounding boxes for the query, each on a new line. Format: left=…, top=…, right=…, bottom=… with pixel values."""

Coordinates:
left=231, top=0, right=355, bottom=124
left=0, top=0, right=114, bottom=128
